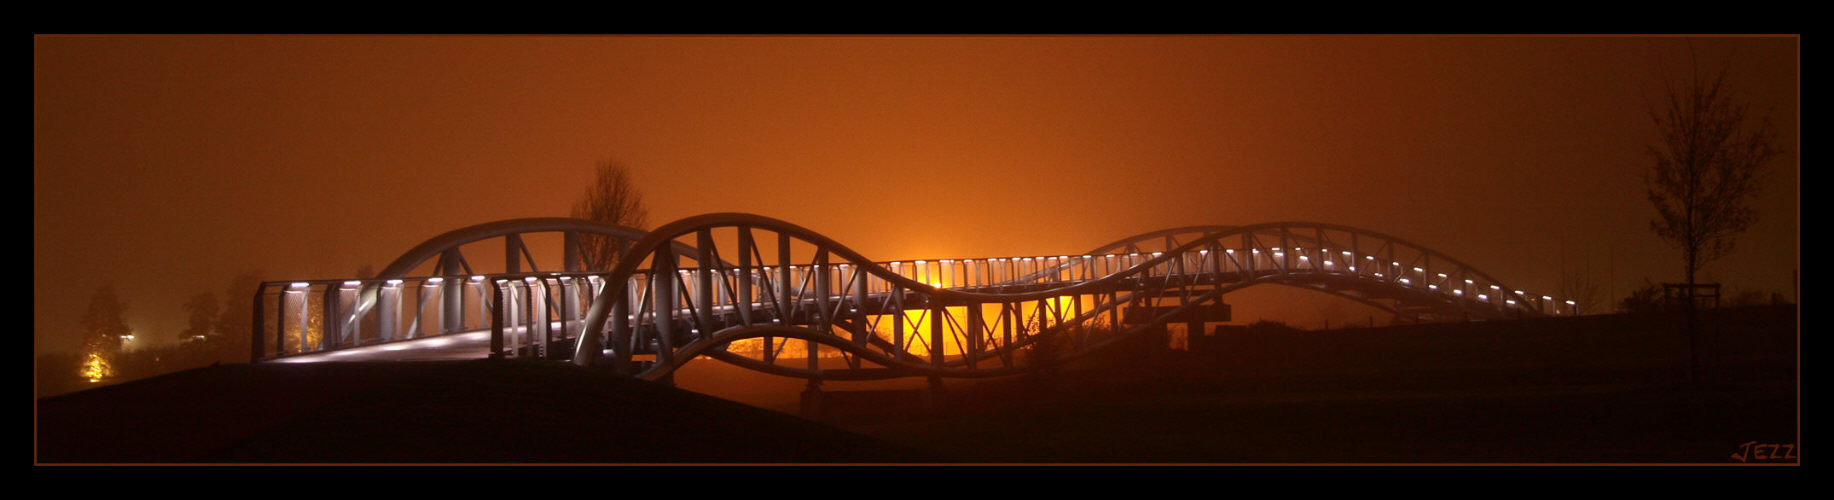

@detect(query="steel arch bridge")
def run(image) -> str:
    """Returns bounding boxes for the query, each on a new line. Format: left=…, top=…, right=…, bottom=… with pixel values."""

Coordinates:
left=566, top=213, right=1561, bottom=381
left=252, top=214, right=1576, bottom=383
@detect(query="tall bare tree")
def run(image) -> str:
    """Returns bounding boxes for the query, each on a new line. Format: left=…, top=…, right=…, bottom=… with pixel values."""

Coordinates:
left=1645, top=63, right=1778, bottom=382
left=1559, top=264, right=1600, bottom=315
left=1646, top=68, right=1776, bottom=295
left=571, top=160, right=649, bottom=270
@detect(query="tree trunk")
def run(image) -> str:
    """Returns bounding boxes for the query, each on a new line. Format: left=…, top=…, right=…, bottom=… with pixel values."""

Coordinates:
left=1685, top=250, right=1699, bottom=384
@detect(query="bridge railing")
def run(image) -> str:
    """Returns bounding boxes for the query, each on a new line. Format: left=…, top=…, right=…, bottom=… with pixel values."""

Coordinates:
left=251, top=272, right=613, bottom=362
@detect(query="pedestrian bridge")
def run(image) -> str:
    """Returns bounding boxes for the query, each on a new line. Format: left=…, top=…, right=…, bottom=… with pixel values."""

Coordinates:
left=255, top=213, right=1578, bottom=382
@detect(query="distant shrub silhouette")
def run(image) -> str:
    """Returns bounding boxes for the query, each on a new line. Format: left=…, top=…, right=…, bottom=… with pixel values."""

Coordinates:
left=1244, top=320, right=1305, bottom=335
left=1619, top=279, right=1669, bottom=314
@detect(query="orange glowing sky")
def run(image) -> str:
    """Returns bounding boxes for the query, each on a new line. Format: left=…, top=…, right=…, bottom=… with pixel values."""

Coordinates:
left=34, top=35, right=1798, bottom=355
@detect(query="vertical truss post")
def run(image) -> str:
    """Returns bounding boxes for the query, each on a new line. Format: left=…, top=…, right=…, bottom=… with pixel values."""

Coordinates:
left=811, top=250, right=830, bottom=375
left=1379, top=241, right=1393, bottom=282
left=654, top=246, right=677, bottom=369
left=489, top=279, right=504, bottom=358
left=965, top=301, right=981, bottom=369
left=530, top=278, right=550, bottom=358
left=379, top=281, right=399, bottom=343
left=1001, top=303, right=1014, bottom=350
left=322, top=284, right=340, bottom=350
left=559, top=277, right=577, bottom=341
left=1279, top=226, right=1292, bottom=275
left=778, top=233, right=792, bottom=324
left=696, top=229, right=716, bottom=338
left=892, top=285, right=905, bottom=353
left=1243, top=233, right=1256, bottom=278
left=814, top=251, right=831, bottom=330
left=563, top=231, right=582, bottom=272
left=737, top=227, right=754, bottom=327
left=930, top=292, right=944, bottom=368
left=1108, top=290, right=1121, bottom=333
left=439, top=251, right=465, bottom=334
left=505, top=234, right=523, bottom=274
left=609, top=276, right=630, bottom=372
left=852, top=264, right=867, bottom=342
left=1350, top=231, right=1360, bottom=275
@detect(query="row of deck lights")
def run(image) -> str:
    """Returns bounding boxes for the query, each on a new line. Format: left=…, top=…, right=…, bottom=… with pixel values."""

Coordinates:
left=265, top=243, right=1578, bottom=358
left=279, top=242, right=1575, bottom=321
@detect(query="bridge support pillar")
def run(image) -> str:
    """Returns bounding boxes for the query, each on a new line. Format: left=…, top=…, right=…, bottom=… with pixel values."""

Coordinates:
left=800, top=378, right=823, bottom=419
left=924, top=376, right=946, bottom=415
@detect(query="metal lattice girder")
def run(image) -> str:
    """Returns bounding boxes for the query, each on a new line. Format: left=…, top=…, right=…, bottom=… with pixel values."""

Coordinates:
left=565, top=214, right=1551, bottom=382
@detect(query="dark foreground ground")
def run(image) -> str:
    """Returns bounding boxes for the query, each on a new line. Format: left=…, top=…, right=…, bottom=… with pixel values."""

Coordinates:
left=837, top=305, right=1799, bottom=463
left=36, top=360, right=926, bottom=463
left=37, top=306, right=1797, bottom=464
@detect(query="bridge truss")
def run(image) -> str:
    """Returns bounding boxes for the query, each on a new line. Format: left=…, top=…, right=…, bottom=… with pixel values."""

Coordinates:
left=253, top=214, right=1577, bottom=383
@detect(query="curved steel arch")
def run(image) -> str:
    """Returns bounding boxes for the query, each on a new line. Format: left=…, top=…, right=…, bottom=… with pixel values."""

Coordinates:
left=568, top=213, right=1558, bottom=380
left=1085, top=225, right=1239, bottom=256
left=376, top=217, right=692, bottom=279
left=351, top=218, right=706, bottom=343
left=1086, top=222, right=1540, bottom=320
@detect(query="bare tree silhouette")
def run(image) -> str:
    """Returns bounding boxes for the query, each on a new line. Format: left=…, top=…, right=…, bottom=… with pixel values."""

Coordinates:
left=1559, top=257, right=1601, bottom=314
left=1646, top=69, right=1776, bottom=299
left=571, top=160, right=649, bottom=270
left=1644, top=60, right=1779, bottom=382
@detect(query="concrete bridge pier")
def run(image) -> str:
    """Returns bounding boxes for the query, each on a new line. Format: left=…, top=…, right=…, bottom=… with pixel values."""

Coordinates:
left=925, top=375, right=945, bottom=415
left=799, top=377, right=823, bottom=419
